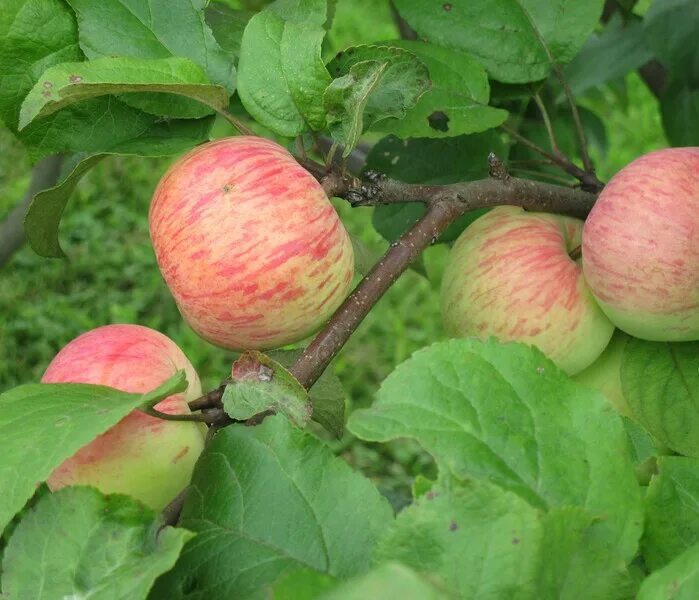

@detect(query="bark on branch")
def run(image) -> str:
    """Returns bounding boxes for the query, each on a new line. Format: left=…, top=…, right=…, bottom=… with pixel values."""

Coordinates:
left=188, top=158, right=598, bottom=410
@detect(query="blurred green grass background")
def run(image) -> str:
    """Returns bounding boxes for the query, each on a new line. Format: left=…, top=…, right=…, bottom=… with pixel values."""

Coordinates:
left=0, top=71, right=666, bottom=505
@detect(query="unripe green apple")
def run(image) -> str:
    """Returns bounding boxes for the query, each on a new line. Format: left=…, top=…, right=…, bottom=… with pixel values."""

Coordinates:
left=582, top=147, right=699, bottom=341
left=41, top=324, right=205, bottom=510
left=573, top=330, right=632, bottom=417
left=441, top=206, right=614, bottom=375
left=149, top=136, right=355, bottom=351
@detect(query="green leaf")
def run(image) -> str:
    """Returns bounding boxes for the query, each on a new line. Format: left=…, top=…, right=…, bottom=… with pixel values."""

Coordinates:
left=374, top=41, right=507, bottom=138
left=23, top=115, right=214, bottom=258
left=393, top=0, right=604, bottom=83
left=621, top=339, right=699, bottom=456
left=237, top=3, right=331, bottom=136
left=150, top=416, right=393, bottom=599
left=19, top=57, right=228, bottom=129
left=563, top=15, right=653, bottom=98
left=65, top=0, right=235, bottom=119
left=0, top=0, right=82, bottom=132
left=376, top=478, right=543, bottom=598
left=637, top=541, right=699, bottom=600
left=659, top=80, right=699, bottom=146
left=0, top=487, right=193, bottom=600
left=325, top=45, right=430, bottom=154
left=321, top=563, right=451, bottom=599
left=643, top=457, right=699, bottom=571
left=223, top=351, right=313, bottom=428
left=537, top=506, right=606, bottom=598
left=623, top=418, right=668, bottom=486
left=644, top=0, right=699, bottom=83
left=348, top=339, right=642, bottom=599
left=0, top=1, right=212, bottom=160
left=272, top=569, right=338, bottom=600
left=324, top=60, right=388, bottom=156
left=24, top=154, right=104, bottom=258
left=205, top=2, right=253, bottom=62
left=366, top=131, right=507, bottom=243
left=268, top=350, right=347, bottom=438
left=0, top=371, right=186, bottom=532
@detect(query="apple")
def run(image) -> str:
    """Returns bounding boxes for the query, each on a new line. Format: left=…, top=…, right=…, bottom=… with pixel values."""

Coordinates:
left=582, top=147, right=699, bottom=341
left=149, top=136, right=355, bottom=351
left=573, top=330, right=632, bottom=417
left=42, top=324, right=205, bottom=510
left=441, top=206, right=614, bottom=375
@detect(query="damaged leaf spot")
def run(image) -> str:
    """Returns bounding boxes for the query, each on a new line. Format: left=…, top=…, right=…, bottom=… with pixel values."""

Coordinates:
left=428, top=111, right=449, bottom=132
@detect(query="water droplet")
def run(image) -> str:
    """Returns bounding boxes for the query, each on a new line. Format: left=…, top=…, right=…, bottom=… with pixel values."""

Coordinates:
left=536, top=366, right=545, bottom=375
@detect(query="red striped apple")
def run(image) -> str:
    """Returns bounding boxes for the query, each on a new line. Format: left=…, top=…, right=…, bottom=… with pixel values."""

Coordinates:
left=582, top=147, right=699, bottom=341
left=42, top=324, right=205, bottom=510
left=441, top=206, right=614, bottom=374
left=149, top=136, right=354, bottom=351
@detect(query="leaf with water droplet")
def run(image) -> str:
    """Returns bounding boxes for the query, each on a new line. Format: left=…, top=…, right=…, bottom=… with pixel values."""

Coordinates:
left=222, top=351, right=312, bottom=427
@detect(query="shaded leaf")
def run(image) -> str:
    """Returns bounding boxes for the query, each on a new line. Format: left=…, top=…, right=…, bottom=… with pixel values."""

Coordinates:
left=393, top=0, right=604, bottom=83
left=205, top=2, right=253, bottom=62
left=150, top=416, right=392, bottom=599
left=621, top=339, right=699, bottom=456
left=643, top=457, right=699, bottom=571
left=20, top=57, right=227, bottom=128
left=564, top=15, right=653, bottom=98
left=366, top=132, right=506, bottom=242
left=1, top=487, right=193, bottom=600
left=0, top=371, right=186, bottom=531
left=637, top=541, right=699, bottom=600
left=65, top=0, right=235, bottom=118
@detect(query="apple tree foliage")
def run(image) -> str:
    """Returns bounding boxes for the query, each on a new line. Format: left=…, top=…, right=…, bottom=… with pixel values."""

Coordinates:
left=0, top=0, right=698, bottom=598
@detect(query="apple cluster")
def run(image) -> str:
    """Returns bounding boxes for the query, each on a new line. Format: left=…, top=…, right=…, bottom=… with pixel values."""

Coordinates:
left=42, top=139, right=697, bottom=509
left=42, top=137, right=355, bottom=509
left=441, top=147, right=699, bottom=405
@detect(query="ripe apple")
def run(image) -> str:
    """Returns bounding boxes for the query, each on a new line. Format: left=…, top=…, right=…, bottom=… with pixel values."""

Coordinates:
left=149, top=136, right=355, bottom=351
left=42, top=324, right=205, bottom=510
left=441, top=206, right=614, bottom=375
left=573, top=330, right=632, bottom=417
left=582, top=147, right=699, bottom=341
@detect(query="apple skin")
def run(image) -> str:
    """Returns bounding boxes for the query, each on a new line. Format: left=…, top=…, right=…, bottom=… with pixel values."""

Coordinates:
left=41, top=324, right=205, bottom=510
left=582, top=147, right=699, bottom=341
left=573, top=330, right=632, bottom=417
left=441, top=206, right=614, bottom=375
left=149, top=136, right=355, bottom=351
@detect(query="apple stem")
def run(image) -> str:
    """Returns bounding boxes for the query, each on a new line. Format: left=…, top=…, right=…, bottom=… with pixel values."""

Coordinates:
left=141, top=406, right=222, bottom=424
left=569, top=245, right=582, bottom=261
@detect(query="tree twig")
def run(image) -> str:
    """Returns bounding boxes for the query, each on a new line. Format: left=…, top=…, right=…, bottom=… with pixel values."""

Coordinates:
left=290, top=200, right=464, bottom=389
left=552, top=65, right=596, bottom=177
left=532, top=93, right=559, bottom=153
left=288, top=161, right=598, bottom=390
left=215, top=108, right=255, bottom=136
left=501, top=124, right=603, bottom=192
